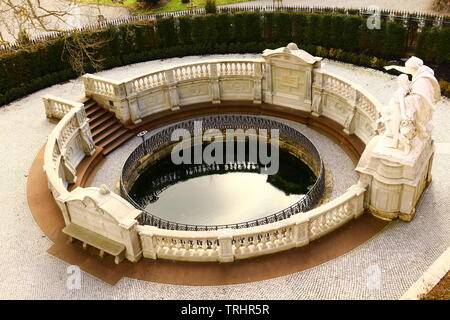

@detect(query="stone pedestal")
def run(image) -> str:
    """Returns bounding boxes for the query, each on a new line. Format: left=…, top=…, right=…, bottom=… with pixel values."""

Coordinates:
left=356, top=135, right=434, bottom=222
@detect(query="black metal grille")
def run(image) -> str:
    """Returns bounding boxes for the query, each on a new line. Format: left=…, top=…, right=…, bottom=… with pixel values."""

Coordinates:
left=120, top=114, right=325, bottom=231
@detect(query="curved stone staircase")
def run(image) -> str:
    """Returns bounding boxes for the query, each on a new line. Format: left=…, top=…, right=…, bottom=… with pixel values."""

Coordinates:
left=83, top=98, right=135, bottom=156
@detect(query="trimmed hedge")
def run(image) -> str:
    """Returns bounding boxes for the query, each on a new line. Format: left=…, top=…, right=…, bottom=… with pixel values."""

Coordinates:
left=1, top=12, right=449, bottom=107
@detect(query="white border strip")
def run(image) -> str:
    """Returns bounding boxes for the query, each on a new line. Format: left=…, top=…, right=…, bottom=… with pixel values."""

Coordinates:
left=400, top=247, right=450, bottom=299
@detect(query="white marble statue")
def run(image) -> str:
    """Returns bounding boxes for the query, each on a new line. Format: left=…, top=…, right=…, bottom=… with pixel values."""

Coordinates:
left=378, top=74, right=411, bottom=149
left=380, top=56, right=441, bottom=154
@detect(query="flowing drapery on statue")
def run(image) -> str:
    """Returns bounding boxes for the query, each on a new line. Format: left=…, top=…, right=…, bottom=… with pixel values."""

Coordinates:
left=381, top=57, right=441, bottom=154
left=357, top=56, right=441, bottom=222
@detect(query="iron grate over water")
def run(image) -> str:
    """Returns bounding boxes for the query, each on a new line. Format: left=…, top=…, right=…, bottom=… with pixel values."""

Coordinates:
left=120, top=114, right=325, bottom=231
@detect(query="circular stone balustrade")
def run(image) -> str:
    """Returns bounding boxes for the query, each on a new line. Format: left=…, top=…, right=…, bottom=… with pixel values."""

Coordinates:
left=120, top=114, right=325, bottom=231
left=40, top=45, right=384, bottom=264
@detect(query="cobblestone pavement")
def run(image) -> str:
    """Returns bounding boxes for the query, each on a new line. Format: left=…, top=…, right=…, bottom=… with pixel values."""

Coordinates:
left=0, top=54, right=449, bottom=299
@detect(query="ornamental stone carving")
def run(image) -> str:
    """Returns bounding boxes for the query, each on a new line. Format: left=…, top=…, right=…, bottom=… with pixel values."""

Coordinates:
left=357, top=57, right=440, bottom=222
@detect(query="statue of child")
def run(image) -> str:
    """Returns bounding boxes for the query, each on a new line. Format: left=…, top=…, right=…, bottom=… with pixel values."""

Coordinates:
left=378, top=74, right=411, bottom=148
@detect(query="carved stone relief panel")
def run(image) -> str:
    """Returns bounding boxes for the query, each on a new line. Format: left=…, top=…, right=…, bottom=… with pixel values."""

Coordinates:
left=220, top=80, right=253, bottom=100
left=322, top=94, right=351, bottom=127
left=272, top=66, right=305, bottom=99
left=178, top=82, right=211, bottom=103
left=138, top=90, right=169, bottom=117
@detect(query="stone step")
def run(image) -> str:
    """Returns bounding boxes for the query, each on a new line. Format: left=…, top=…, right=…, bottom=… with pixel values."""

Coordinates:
left=88, top=108, right=108, bottom=123
left=96, top=127, right=129, bottom=147
left=90, top=118, right=118, bottom=136
left=84, top=100, right=97, bottom=111
left=89, top=113, right=115, bottom=131
left=101, top=132, right=135, bottom=156
left=92, top=123, right=123, bottom=142
left=82, top=97, right=135, bottom=156
left=86, top=105, right=102, bottom=117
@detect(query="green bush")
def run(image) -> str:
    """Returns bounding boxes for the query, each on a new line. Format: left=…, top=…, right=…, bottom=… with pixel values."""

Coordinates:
left=262, top=12, right=276, bottom=42
left=438, top=79, right=450, bottom=98
left=178, top=16, right=193, bottom=45
left=215, top=13, right=232, bottom=43
left=1, top=11, right=448, bottom=107
left=205, top=0, right=217, bottom=14
left=274, top=13, right=292, bottom=43
left=291, top=13, right=307, bottom=44
left=384, top=21, right=407, bottom=58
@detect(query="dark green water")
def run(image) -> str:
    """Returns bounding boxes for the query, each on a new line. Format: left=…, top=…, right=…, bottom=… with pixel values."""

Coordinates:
left=129, top=143, right=316, bottom=225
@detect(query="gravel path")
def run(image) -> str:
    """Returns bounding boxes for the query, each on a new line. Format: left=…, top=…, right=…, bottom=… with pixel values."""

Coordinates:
left=0, top=54, right=449, bottom=299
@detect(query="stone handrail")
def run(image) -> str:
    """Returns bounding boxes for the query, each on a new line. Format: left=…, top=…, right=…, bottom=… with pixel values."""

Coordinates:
left=82, top=74, right=126, bottom=100
left=82, top=58, right=265, bottom=123
left=312, top=70, right=382, bottom=144
left=43, top=105, right=86, bottom=199
left=43, top=104, right=143, bottom=261
left=136, top=182, right=366, bottom=262
left=42, top=94, right=84, bottom=120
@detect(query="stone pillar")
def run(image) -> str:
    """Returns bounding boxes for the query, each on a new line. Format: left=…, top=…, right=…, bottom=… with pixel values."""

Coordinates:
left=311, top=70, right=324, bottom=117
left=253, top=63, right=262, bottom=104
left=263, top=63, right=273, bottom=104
left=124, top=81, right=142, bottom=124
left=120, top=221, right=143, bottom=262
left=210, top=63, right=221, bottom=104
left=165, top=69, right=180, bottom=110
left=292, top=220, right=309, bottom=247
left=343, top=89, right=358, bottom=135
left=218, top=232, right=234, bottom=263
left=356, top=136, right=434, bottom=222
left=139, top=227, right=158, bottom=259
left=75, top=108, right=95, bottom=156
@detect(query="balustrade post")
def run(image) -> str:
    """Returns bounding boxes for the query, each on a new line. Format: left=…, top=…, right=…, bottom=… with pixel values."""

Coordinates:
left=75, top=107, right=95, bottom=156
left=210, top=63, right=221, bottom=104
left=348, top=181, right=367, bottom=218
left=124, top=81, right=142, bottom=124
left=343, top=89, right=358, bottom=135
left=217, top=233, right=234, bottom=263
left=253, top=63, right=262, bottom=104
left=42, top=96, right=53, bottom=118
left=311, top=71, right=324, bottom=117
left=263, top=62, right=273, bottom=104
left=164, top=70, right=180, bottom=110
left=139, top=226, right=158, bottom=259
left=292, top=220, right=309, bottom=247
left=120, top=220, right=143, bottom=262
left=81, top=75, right=94, bottom=98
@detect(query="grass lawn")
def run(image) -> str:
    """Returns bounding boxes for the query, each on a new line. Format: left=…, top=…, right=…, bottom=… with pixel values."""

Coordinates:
left=74, top=0, right=253, bottom=13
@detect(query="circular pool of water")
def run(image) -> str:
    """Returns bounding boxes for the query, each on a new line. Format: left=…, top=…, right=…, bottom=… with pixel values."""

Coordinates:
left=120, top=115, right=325, bottom=230
left=129, top=145, right=316, bottom=226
